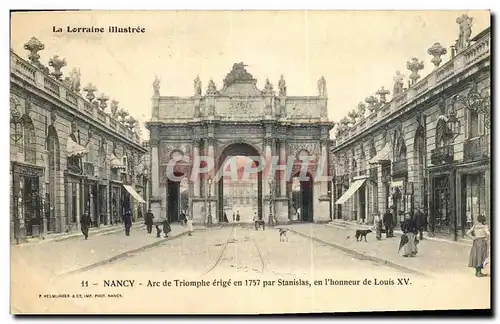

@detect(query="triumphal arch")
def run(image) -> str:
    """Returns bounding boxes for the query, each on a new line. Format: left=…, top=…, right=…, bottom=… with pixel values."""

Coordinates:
left=146, top=63, right=335, bottom=225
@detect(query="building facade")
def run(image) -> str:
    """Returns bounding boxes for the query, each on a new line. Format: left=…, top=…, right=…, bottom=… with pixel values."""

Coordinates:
left=331, top=18, right=490, bottom=241
left=10, top=37, right=150, bottom=244
left=146, top=63, right=335, bottom=225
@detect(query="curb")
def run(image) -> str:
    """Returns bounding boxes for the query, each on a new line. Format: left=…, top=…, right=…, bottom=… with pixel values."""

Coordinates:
left=61, top=230, right=190, bottom=277
left=324, top=223, right=473, bottom=247
left=286, top=228, right=431, bottom=278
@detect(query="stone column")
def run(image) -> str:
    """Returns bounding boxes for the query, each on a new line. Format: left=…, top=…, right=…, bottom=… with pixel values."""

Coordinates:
left=207, top=138, right=215, bottom=195
left=192, top=138, right=201, bottom=197
left=150, top=139, right=162, bottom=222
left=319, top=139, right=329, bottom=194
left=279, top=139, right=287, bottom=197
left=377, top=164, right=387, bottom=213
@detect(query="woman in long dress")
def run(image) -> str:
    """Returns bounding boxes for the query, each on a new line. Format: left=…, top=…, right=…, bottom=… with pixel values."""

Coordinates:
left=373, top=213, right=382, bottom=240
left=400, top=213, right=418, bottom=257
left=186, top=216, right=194, bottom=236
left=466, top=214, right=490, bottom=277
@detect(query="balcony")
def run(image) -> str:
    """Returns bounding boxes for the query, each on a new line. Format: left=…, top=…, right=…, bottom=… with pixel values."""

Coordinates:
left=83, top=162, right=95, bottom=177
left=392, top=159, right=408, bottom=177
left=464, top=136, right=490, bottom=162
left=431, top=145, right=454, bottom=165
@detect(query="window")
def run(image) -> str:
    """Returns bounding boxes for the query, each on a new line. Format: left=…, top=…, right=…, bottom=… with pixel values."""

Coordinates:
left=22, top=115, right=36, bottom=164
left=464, top=173, right=486, bottom=229
left=468, top=110, right=485, bottom=139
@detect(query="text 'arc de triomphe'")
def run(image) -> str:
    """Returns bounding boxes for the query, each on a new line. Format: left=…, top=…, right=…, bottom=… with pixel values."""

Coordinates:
left=146, top=63, right=335, bottom=225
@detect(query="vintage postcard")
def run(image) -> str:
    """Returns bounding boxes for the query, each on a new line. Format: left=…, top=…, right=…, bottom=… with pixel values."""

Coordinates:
left=10, top=10, right=491, bottom=314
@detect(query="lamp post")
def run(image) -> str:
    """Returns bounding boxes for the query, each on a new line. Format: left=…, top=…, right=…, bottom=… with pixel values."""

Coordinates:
left=327, top=189, right=333, bottom=221
left=268, top=177, right=275, bottom=227
left=207, top=176, right=213, bottom=226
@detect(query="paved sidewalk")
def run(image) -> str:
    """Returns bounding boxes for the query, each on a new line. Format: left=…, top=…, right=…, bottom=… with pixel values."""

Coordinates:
left=11, top=224, right=188, bottom=276
left=283, top=223, right=482, bottom=277
left=20, top=221, right=143, bottom=245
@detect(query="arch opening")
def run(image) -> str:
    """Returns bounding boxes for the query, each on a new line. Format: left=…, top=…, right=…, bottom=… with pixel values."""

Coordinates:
left=216, top=143, right=262, bottom=224
left=291, top=172, right=314, bottom=222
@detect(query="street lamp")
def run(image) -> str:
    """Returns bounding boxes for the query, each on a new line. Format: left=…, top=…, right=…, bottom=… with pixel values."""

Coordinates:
left=327, top=189, right=333, bottom=221
left=10, top=106, right=23, bottom=143
left=207, top=176, right=213, bottom=226
left=268, top=177, right=275, bottom=227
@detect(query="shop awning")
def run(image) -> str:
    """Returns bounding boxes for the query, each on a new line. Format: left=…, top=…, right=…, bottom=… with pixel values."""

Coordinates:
left=122, top=185, right=146, bottom=204
left=110, top=154, right=126, bottom=170
left=335, top=179, right=366, bottom=205
left=369, top=143, right=391, bottom=165
left=67, top=138, right=88, bottom=158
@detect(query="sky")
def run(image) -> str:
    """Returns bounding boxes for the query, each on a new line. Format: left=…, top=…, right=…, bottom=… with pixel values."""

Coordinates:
left=10, top=10, right=490, bottom=139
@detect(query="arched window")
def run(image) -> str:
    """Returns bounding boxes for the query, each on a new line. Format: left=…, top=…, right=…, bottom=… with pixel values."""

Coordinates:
left=46, top=125, right=60, bottom=232
left=359, top=146, right=366, bottom=173
left=395, top=137, right=407, bottom=161
left=47, top=126, right=60, bottom=172
left=369, top=141, right=377, bottom=159
left=22, top=114, right=36, bottom=164
left=436, top=117, right=450, bottom=148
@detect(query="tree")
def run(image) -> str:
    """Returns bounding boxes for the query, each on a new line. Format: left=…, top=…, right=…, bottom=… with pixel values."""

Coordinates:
left=292, top=190, right=301, bottom=214
left=180, top=190, right=189, bottom=214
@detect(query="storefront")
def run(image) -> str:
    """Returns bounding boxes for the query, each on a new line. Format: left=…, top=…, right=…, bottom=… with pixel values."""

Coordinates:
left=11, top=161, right=44, bottom=241
left=334, top=176, right=367, bottom=222
left=456, top=163, right=489, bottom=239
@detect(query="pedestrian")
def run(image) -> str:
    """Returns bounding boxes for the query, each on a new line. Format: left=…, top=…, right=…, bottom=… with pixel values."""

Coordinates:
left=236, top=210, right=241, bottom=222
left=223, top=211, right=229, bottom=223
left=80, top=209, right=92, bottom=240
left=144, top=209, right=154, bottom=234
left=232, top=212, right=236, bottom=222
left=122, top=209, right=132, bottom=236
left=137, top=205, right=143, bottom=220
left=383, top=209, right=394, bottom=238
left=186, top=216, right=194, bottom=236
left=414, top=207, right=427, bottom=240
left=373, top=213, right=382, bottom=240
left=180, top=211, right=186, bottom=226
left=399, top=213, right=418, bottom=257
left=466, top=214, right=490, bottom=277
left=162, top=219, right=171, bottom=238
left=155, top=225, right=162, bottom=238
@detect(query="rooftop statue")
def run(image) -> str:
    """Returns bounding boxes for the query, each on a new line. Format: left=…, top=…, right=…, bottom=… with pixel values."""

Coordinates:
left=193, top=75, right=202, bottom=96
left=153, top=75, right=160, bottom=96
left=278, top=74, right=287, bottom=97
left=223, top=62, right=254, bottom=87
left=456, top=14, right=473, bottom=51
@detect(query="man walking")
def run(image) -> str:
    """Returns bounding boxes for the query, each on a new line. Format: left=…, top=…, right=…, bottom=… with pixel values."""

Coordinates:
left=144, top=209, right=154, bottom=234
left=414, top=207, right=427, bottom=240
left=80, top=209, right=92, bottom=240
left=123, top=209, right=132, bottom=236
left=383, top=209, right=394, bottom=238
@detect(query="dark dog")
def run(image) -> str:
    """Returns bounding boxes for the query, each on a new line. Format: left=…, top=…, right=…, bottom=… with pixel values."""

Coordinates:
left=355, top=229, right=372, bottom=242
left=278, top=228, right=288, bottom=242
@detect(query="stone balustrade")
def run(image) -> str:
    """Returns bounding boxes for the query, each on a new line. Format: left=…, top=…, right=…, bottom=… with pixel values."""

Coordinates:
left=10, top=51, right=140, bottom=145
left=335, top=30, right=490, bottom=146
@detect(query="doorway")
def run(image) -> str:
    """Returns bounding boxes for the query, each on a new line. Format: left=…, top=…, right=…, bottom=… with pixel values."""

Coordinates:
left=23, top=176, right=41, bottom=237
left=299, top=174, right=314, bottom=222
left=359, top=184, right=366, bottom=223
left=167, top=178, right=181, bottom=222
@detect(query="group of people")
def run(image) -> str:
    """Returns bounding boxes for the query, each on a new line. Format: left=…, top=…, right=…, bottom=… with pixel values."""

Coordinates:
left=372, top=208, right=490, bottom=277
left=79, top=208, right=195, bottom=240
left=372, top=208, right=428, bottom=258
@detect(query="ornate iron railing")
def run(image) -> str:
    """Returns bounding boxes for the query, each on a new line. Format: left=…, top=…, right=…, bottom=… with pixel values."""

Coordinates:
left=392, top=159, right=408, bottom=177
left=464, top=136, right=490, bottom=162
left=430, top=145, right=454, bottom=165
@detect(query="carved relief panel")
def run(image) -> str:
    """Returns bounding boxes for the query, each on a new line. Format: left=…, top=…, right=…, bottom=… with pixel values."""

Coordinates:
left=160, top=142, right=192, bottom=165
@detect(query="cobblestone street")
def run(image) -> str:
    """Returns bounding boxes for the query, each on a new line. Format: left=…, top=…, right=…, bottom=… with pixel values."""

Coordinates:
left=11, top=224, right=490, bottom=313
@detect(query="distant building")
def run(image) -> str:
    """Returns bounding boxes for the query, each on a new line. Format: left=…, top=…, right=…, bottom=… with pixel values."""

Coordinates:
left=10, top=37, right=150, bottom=243
left=331, top=18, right=490, bottom=241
